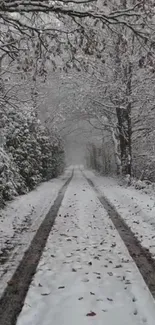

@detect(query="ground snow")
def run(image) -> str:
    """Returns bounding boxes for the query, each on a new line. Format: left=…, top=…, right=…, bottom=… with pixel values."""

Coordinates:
left=84, top=170, right=155, bottom=259
left=0, top=169, right=71, bottom=297
left=17, top=170, right=155, bottom=325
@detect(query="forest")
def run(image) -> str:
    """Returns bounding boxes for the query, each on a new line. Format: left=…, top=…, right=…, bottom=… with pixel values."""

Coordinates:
left=0, top=0, right=155, bottom=206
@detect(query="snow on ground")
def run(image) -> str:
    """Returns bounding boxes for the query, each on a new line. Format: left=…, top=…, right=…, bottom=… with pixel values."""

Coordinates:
left=0, top=169, right=72, bottom=297
left=17, top=170, right=155, bottom=325
left=84, top=170, right=155, bottom=260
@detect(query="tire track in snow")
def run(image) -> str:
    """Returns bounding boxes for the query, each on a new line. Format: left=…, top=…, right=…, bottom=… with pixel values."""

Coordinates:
left=0, top=170, right=73, bottom=325
left=84, top=172, right=155, bottom=298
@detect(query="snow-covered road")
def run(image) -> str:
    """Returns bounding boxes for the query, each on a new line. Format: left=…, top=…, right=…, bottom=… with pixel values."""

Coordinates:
left=16, top=169, right=155, bottom=325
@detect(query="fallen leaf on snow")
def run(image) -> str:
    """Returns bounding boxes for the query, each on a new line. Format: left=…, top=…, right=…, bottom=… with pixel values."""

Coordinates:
left=93, top=272, right=100, bottom=275
left=86, top=311, right=96, bottom=317
left=107, top=297, right=113, bottom=302
left=78, top=297, right=83, bottom=300
left=58, top=286, right=65, bottom=289
left=125, top=280, right=131, bottom=285
left=115, top=264, right=122, bottom=268
left=108, top=272, right=113, bottom=276
left=94, top=256, right=100, bottom=260
left=96, top=298, right=103, bottom=301
left=38, top=283, right=42, bottom=287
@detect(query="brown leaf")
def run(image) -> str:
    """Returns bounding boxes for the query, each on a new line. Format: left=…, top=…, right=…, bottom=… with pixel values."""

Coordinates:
left=115, top=264, right=122, bottom=268
left=86, top=311, right=96, bottom=317
left=78, top=297, right=83, bottom=300
left=108, top=272, right=113, bottom=276
left=93, top=272, right=100, bottom=275
left=107, top=297, right=113, bottom=301
left=94, top=256, right=100, bottom=260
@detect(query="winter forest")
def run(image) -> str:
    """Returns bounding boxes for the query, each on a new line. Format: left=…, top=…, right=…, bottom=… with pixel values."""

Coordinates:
left=0, top=0, right=155, bottom=206
left=2, top=2, right=155, bottom=324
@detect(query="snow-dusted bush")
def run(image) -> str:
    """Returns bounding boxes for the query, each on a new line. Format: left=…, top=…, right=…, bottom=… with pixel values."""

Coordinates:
left=0, top=148, right=27, bottom=207
left=0, top=105, right=64, bottom=207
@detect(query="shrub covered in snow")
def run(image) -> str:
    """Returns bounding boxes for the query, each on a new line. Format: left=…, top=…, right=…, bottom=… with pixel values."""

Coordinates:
left=0, top=148, right=27, bottom=207
left=0, top=105, right=64, bottom=207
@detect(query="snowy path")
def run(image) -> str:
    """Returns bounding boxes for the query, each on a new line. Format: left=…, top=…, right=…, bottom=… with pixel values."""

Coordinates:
left=16, top=169, right=155, bottom=325
left=0, top=169, right=72, bottom=297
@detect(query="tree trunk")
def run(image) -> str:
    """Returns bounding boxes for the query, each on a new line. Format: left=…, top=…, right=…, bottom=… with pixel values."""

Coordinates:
left=116, top=58, right=132, bottom=177
left=0, top=54, right=5, bottom=148
left=110, top=126, right=122, bottom=175
left=116, top=106, right=132, bottom=176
